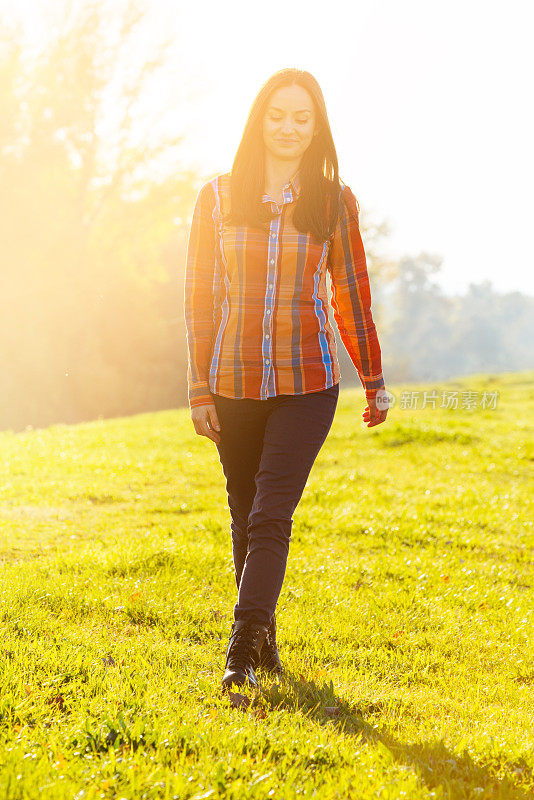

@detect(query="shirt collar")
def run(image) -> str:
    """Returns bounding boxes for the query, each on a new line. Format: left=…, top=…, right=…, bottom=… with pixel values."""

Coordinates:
left=261, top=169, right=302, bottom=207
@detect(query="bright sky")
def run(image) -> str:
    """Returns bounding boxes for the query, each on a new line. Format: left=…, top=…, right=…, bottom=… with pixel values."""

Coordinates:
left=5, top=0, right=534, bottom=297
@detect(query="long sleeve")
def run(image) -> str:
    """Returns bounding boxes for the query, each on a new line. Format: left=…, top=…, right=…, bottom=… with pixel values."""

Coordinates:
left=327, top=184, right=385, bottom=401
left=183, top=180, right=217, bottom=408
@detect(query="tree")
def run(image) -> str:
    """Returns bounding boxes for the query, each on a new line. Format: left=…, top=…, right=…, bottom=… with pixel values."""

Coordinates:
left=0, top=0, right=200, bottom=430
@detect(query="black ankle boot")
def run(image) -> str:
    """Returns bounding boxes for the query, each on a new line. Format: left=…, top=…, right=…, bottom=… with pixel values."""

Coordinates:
left=221, top=618, right=269, bottom=691
left=258, top=612, right=285, bottom=675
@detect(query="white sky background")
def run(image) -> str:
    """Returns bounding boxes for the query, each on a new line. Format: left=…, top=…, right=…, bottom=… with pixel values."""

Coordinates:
left=3, top=0, right=534, bottom=296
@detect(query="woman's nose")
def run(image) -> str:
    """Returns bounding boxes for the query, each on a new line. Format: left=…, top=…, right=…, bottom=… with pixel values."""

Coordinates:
left=280, top=118, right=295, bottom=134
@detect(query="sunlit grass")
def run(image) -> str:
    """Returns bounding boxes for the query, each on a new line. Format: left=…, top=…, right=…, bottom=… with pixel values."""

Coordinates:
left=0, top=371, right=532, bottom=798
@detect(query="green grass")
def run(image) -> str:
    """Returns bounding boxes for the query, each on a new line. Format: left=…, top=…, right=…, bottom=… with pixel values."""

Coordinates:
left=0, top=370, right=532, bottom=799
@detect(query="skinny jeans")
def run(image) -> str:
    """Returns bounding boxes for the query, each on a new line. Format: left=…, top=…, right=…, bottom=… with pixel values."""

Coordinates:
left=212, top=382, right=339, bottom=627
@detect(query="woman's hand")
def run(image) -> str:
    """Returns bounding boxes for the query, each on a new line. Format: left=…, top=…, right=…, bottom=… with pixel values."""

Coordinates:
left=191, top=403, right=221, bottom=444
left=362, top=390, right=389, bottom=428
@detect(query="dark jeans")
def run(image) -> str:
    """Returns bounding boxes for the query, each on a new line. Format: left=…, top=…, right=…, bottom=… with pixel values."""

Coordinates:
left=213, top=382, right=339, bottom=626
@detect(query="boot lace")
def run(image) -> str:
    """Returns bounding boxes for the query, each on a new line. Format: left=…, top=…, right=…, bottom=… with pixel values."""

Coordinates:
left=227, top=625, right=259, bottom=670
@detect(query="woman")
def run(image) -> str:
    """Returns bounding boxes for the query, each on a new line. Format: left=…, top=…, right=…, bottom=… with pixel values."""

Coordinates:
left=184, top=68, right=388, bottom=693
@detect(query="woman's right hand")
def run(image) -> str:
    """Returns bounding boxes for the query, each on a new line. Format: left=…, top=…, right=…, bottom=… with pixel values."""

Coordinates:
left=191, top=403, right=221, bottom=444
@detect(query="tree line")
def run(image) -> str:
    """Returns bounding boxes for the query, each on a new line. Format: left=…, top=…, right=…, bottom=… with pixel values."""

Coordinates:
left=1, top=2, right=532, bottom=432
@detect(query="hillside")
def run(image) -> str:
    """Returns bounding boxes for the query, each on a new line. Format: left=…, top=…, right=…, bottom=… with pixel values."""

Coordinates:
left=0, top=371, right=532, bottom=798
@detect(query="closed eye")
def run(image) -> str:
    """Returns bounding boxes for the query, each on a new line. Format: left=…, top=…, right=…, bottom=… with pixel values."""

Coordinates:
left=269, top=115, right=310, bottom=124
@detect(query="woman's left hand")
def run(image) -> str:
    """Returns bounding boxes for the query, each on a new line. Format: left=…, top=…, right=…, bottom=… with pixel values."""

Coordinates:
left=362, top=391, right=389, bottom=427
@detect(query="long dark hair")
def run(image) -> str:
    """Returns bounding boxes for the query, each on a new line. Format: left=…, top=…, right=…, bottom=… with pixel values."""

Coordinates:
left=224, top=68, right=342, bottom=244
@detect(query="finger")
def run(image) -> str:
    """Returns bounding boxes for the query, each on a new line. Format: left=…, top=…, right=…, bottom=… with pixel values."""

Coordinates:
left=201, top=423, right=220, bottom=444
left=207, top=407, right=221, bottom=432
left=367, top=406, right=379, bottom=423
left=193, top=414, right=219, bottom=442
left=198, top=415, right=214, bottom=437
left=368, top=411, right=386, bottom=426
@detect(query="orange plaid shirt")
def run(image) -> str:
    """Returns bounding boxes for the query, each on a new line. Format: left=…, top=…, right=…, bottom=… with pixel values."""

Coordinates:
left=184, top=170, right=385, bottom=408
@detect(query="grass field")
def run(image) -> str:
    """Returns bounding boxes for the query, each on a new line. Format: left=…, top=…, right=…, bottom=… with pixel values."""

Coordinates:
left=0, top=371, right=532, bottom=799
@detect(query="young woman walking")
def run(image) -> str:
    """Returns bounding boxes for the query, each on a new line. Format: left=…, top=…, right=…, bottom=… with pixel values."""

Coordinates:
left=184, top=68, right=388, bottom=693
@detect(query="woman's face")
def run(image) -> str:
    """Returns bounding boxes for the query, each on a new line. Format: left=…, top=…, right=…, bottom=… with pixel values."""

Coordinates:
left=262, top=84, right=317, bottom=163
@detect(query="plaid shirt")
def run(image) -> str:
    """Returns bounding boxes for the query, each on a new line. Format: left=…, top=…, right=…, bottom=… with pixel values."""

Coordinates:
left=184, top=170, right=385, bottom=408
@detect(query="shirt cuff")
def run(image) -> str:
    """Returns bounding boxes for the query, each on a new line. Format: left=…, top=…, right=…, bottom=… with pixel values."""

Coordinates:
left=188, top=384, right=214, bottom=408
left=362, top=374, right=386, bottom=400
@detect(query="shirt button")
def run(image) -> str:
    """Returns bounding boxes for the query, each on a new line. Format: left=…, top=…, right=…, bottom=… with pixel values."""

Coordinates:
left=270, top=233, right=276, bottom=239
left=266, top=334, right=270, bottom=339
left=270, top=259, right=275, bottom=265
left=265, top=358, right=270, bottom=364
left=268, top=283, right=273, bottom=289
left=266, top=309, right=271, bottom=314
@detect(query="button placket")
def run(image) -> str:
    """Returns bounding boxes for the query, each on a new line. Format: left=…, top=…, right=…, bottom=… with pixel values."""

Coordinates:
left=261, top=212, right=280, bottom=398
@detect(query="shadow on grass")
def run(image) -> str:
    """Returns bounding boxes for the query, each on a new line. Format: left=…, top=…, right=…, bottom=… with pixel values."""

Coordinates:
left=257, top=671, right=532, bottom=800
